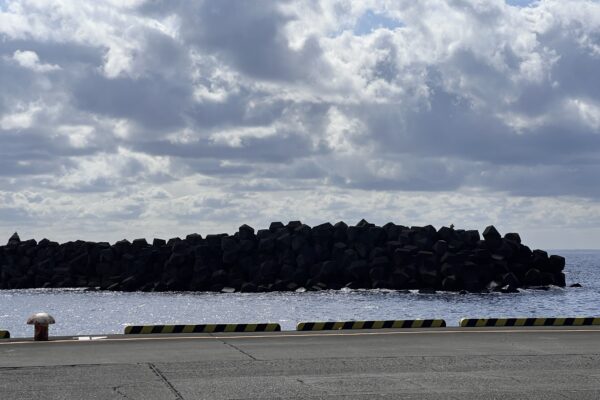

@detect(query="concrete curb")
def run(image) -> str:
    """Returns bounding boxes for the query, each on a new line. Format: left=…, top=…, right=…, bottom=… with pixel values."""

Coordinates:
left=124, top=323, right=281, bottom=334
left=460, top=317, right=600, bottom=327
left=297, top=319, right=447, bottom=331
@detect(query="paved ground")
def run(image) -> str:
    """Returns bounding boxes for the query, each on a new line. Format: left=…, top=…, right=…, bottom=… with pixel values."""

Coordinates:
left=1, top=327, right=600, bottom=399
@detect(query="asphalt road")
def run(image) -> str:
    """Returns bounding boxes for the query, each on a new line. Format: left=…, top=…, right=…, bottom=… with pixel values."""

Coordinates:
left=1, top=327, right=600, bottom=399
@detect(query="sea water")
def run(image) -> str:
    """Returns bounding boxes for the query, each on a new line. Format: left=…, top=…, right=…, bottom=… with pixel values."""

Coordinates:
left=1, top=250, right=599, bottom=338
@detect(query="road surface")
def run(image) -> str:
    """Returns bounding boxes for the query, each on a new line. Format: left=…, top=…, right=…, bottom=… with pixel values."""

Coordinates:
left=1, top=326, right=600, bottom=399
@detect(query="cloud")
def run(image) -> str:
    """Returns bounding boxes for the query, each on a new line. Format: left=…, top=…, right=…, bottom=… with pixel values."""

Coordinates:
left=0, top=0, right=600, bottom=248
left=11, top=50, right=61, bottom=72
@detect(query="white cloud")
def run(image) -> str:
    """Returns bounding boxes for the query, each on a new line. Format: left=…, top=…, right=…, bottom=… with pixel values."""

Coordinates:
left=11, top=50, right=60, bottom=72
left=566, top=98, right=600, bottom=130
left=0, top=102, right=41, bottom=130
left=0, top=0, right=600, bottom=248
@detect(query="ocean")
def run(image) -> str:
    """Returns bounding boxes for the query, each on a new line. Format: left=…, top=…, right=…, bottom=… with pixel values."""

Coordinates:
left=1, top=250, right=599, bottom=338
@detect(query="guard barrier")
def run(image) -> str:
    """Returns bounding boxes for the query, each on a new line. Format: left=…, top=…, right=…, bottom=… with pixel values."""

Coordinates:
left=297, top=319, right=446, bottom=331
left=0, top=330, right=9, bottom=339
left=124, top=323, right=281, bottom=334
left=460, top=317, right=600, bottom=327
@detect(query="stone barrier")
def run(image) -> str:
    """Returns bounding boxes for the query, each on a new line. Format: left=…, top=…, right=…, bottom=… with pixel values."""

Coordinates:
left=0, top=221, right=566, bottom=293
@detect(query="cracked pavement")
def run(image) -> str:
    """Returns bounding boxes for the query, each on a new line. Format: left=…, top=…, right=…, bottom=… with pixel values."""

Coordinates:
left=1, top=327, right=600, bottom=399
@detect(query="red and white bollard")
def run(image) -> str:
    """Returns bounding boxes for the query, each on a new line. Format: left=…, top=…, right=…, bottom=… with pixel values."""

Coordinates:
left=27, top=313, right=55, bottom=341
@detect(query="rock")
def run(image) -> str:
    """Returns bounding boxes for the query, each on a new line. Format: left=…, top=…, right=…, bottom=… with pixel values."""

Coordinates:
left=238, top=224, right=255, bottom=240
left=502, top=272, right=520, bottom=287
left=209, top=283, right=224, bottom=292
left=152, top=238, right=166, bottom=247
left=365, top=227, right=386, bottom=247
left=441, top=276, right=458, bottom=291
left=344, top=281, right=361, bottom=289
left=464, top=230, right=481, bottom=245
left=240, top=282, right=258, bottom=292
left=259, top=260, right=279, bottom=281
left=504, top=232, right=521, bottom=244
left=313, top=222, right=333, bottom=234
left=132, top=238, right=148, bottom=248
left=346, top=260, right=369, bottom=282
left=482, top=225, right=502, bottom=248
left=221, top=236, right=239, bottom=253
left=570, top=283, right=582, bottom=288
left=7, top=232, right=20, bottom=247
left=185, top=233, right=203, bottom=245
left=440, top=263, right=456, bottom=277
left=524, top=268, right=542, bottom=286
left=286, top=221, right=303, bottom=231
left=390, top=268, right=410, bottom=289
left=532, top=249, right=549, bottom=270
left=291, top=235, right=307, bottom=252
left=433, top=240, right=448, bottom=255
left=356, top=219, right=372, bottom=228
left=369, top=267, right=386, bottom=281
left=499, top=284, right=519, bottom=293
left=383, top=222, right=400, bottom=240
left=437, top=226, right=454, bottom=240
left=294, top=224, right=312, bottom=238
left=548, top=255, right=566, bottom=273
left=269, top=221, right=285, bottom=233
left=166, top=237, right=181, bottom=247
left=258, top=238, right=275, bottom=253
left=332, top=221, right=348, bottom=241
left=554, top=272, right=566, bottom=287
left=292, top=269, right=308, bottom=286
left=205, top=234, right=226, bottom=248
left=211, top=269, right=228, bottom=285
left=0, top=221, right=565, bottom=294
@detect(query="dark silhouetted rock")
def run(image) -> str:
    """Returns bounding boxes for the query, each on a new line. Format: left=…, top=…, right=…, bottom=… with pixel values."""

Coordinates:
left=7, top=232, right=20, bottom=247
left=238, top=224, right=255, bottom=240
left=152, top=238, right=166, bottom=247
left=482, top=225, right=502, bottom=248
left=504, top=232, right=521, bottom=244
left=548, top=255, right=565, bottom=272
left=132, top=238, right=148, bottom=248
left=186, top=233, right=203, bottom=245
left=269, top=221, right=285, bottom=233
left=524, top=268, right=542, bottom=286
left=0, top=221, right=566, bottom=293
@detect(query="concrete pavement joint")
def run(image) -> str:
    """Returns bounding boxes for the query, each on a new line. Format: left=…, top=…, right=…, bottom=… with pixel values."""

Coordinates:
left=219, top=338, right=258, bottom=361
left=112, top=386, right=131, bottom=399
left=147, top=363, right=185, bottom=400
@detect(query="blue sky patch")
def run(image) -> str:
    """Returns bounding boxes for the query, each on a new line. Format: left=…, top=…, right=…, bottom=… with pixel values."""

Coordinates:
left=354, top=10, right=404, bottom=36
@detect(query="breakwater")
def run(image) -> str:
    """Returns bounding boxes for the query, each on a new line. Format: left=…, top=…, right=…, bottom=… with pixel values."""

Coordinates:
left=0, top=220, right=565, bottom=292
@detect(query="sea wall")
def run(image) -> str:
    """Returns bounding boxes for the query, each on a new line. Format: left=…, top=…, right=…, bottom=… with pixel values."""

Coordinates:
left=0, top=220, right=565, bottom=293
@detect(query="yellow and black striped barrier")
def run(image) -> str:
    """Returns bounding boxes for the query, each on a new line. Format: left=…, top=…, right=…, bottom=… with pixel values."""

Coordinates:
left=460, top=317, right=600, bottom=327
left=124, top=323, right=281, bottom=334
left=297, top=319, right=446, bottom=331
left=0, top=330, right=10, bottom=339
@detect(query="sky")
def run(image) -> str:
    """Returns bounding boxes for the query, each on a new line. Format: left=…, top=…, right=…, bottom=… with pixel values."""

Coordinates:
left=1, top=0, right=600, bottom=249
